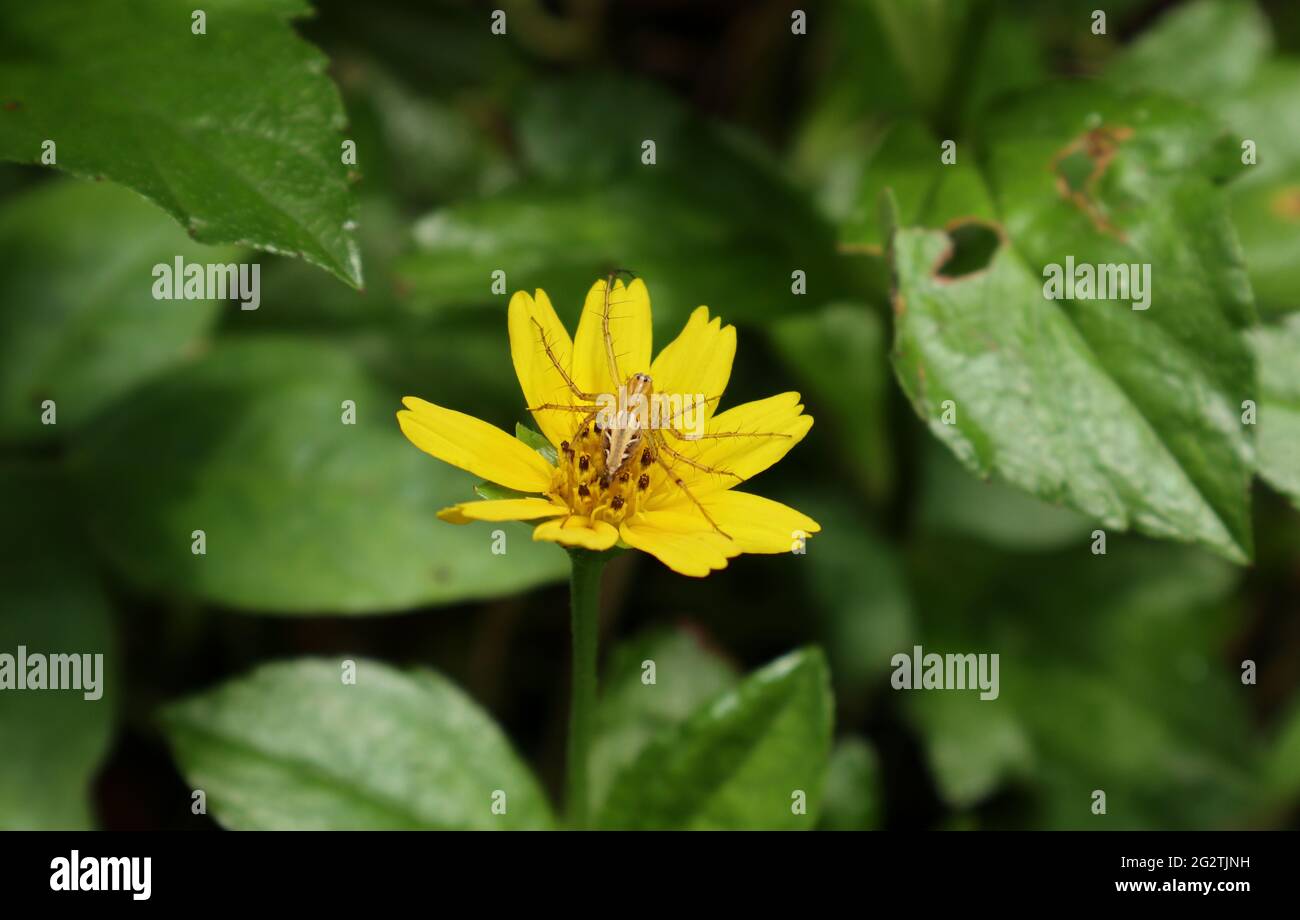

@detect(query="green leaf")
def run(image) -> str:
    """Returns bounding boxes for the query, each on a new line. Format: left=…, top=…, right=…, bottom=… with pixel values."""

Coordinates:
left=792, top=3, right=1042, bottom=229
left=0, top=0, right=361, bottom=287
left=1108, top=0, right=1300, bottom=315
left=1114, top=0, right=1271, bottom=99
left=770, top=303, right=893, bottom=499
left=597, top=647, right=833, bottom=830
left=1251, top=317, right=1300, bottom=507
left=71, top=337, right=566, bottom=613
left=590, top=627, right=739, bottom=813
left=867, top=0, right=979, bottom=123
left=0, top=179, right=237, bottom=444
left=818, top=737, right=882, bottom=831
left=842, top=122, right=997, bottom=250
left=473, top=481, right=534, bottom=502
left=0, top=467, right=115, bottom=830
left=397, top=77, right=847, bottom=331
left=162, top=658, right=552, bottom=829
left=904, top=539, right=1255, bottom=829
left=514, top=422, right=557, bottom=465
left=891, top=84, right=1257, bottom=562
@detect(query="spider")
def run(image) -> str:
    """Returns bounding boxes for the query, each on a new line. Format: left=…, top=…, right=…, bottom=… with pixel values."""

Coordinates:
left=526, top=273, right=791, bottom=539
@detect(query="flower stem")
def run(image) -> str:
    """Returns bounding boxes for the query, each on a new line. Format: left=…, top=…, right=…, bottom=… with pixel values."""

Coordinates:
left=565, top=548, right=606, bottom=829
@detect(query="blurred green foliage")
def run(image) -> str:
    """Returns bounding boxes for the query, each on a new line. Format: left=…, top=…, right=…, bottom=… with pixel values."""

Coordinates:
left=0, top=0, right=1297, bottom=830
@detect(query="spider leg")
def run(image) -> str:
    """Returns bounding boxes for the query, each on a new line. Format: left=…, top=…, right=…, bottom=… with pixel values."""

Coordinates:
left=648, top=431, right=732, bottom=539
left=601, top=275, right=623, bottom=388
left=664, top=426, right=793, bottom=442
left=652, top=436, right=743, bottom=482
left=527, top=402, right=601, bottom=413
left=530, top=317, right=600, bottom=401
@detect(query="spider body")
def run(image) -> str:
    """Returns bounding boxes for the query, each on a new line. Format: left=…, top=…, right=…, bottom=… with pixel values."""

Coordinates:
left=525, top=273, right=792, bottom=539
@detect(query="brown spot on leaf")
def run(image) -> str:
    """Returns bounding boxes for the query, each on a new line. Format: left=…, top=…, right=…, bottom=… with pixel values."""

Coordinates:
left=1270, top=186, right=1300, bottom=221
left=1052, top=124, right=1134, bottom=240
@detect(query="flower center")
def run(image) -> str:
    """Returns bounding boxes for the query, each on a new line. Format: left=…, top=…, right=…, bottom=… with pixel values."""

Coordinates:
left=550, top=419, right=657, bottom=524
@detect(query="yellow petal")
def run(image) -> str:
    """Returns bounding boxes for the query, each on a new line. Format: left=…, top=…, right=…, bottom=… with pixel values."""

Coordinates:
left=572, top=277, right=652, bottom=394
left=619, top=512, right=739, bottom=577
left=439, top=498, right=570, bottom=525
left=508, top=289, right=584, bottom=449
left=646, top=392, right=813, bottom=508
left=397, top=397, right=554, bottom=493
left=650, top=306, right=736, bottom=419
left=533, top=515, right=620, bottom=551
left=698, top=491, right=821, bottom=553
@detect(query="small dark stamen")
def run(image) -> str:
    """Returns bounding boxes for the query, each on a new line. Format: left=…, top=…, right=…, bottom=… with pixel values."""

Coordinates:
left=617, top=471, right=630, bottom=484
left=637, top=473, right=649, bottom=490
left=611, top=496, right=625, bottom=511
left=640, top=449, right=654, bottom=467
left=578, top=484, right=590, bottom=498
left=578, top=454, right=589, bottom=472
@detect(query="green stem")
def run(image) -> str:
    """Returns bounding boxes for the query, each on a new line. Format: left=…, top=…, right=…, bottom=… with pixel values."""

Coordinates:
left=565, top=548, right=606, bottom=829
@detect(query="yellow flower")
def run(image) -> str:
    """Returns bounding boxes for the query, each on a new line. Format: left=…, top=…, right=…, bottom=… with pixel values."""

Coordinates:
left=397, top=278, right=820, bottom=577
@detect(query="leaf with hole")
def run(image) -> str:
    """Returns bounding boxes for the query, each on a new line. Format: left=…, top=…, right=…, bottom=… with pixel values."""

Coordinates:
left=891, top=84, right=1257, bottom=562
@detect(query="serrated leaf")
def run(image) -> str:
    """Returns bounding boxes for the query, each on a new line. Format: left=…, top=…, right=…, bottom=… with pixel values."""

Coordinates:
left=0, top=0, right=361, bottom=287
left=71, top=337, right=566, bottom=613
left=0, top=467, right=115, bottom=830
left=891, top=85, right=1257, bottom=562
left=0, top=180, right=237, bottom=443
left=597, top=647, right=833, bottom=830
left=162, top=658, right=552, bottom=829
